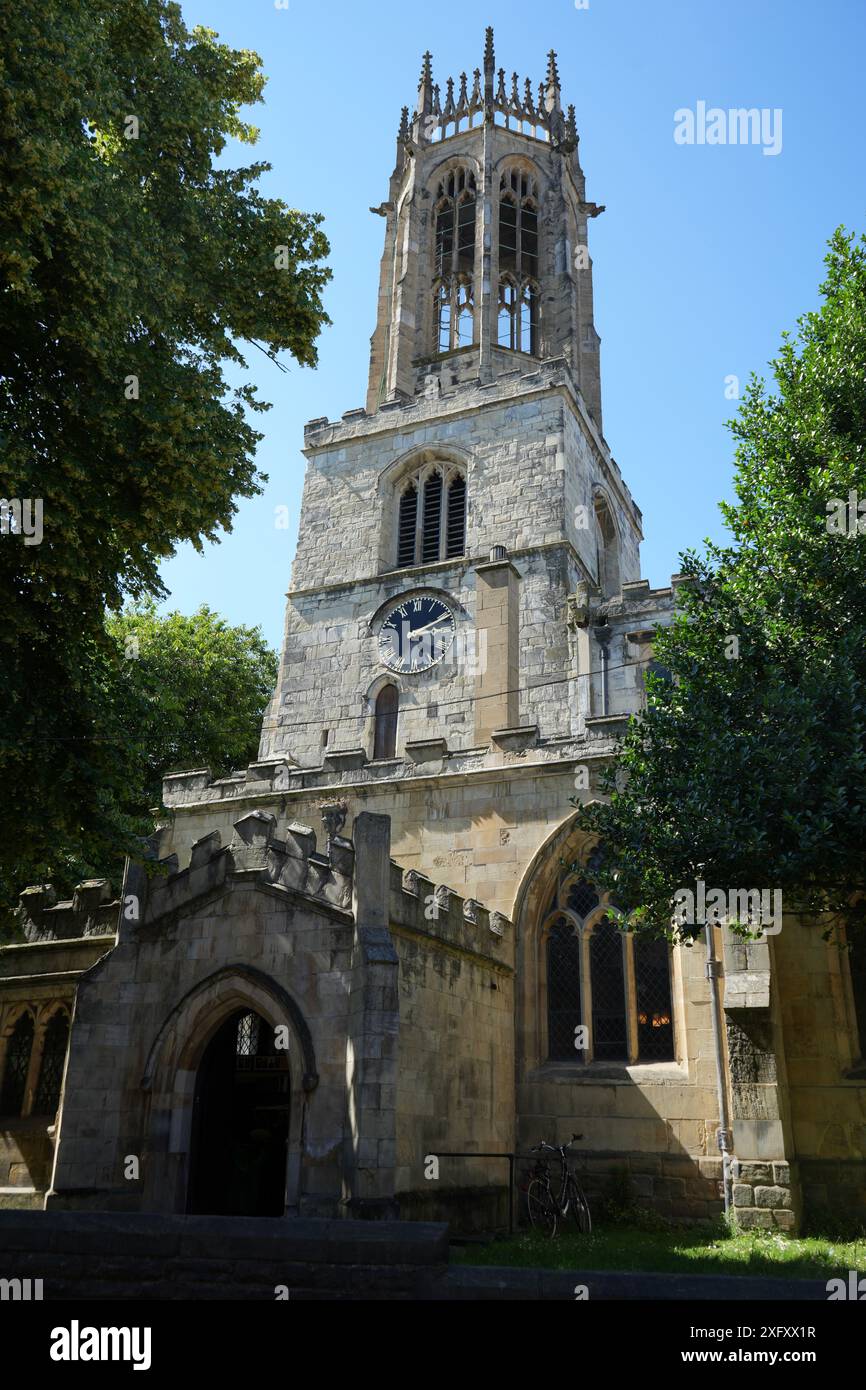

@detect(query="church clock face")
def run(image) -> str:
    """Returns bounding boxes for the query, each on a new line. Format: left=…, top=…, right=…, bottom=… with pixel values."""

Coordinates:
left=377, top=595, right=456, bottom=673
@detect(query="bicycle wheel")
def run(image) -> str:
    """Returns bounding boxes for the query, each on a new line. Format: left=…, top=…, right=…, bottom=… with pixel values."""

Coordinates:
left=526, top=1179, right=558, bottom=1237
left=568, top=1177, right=592, bottom=1235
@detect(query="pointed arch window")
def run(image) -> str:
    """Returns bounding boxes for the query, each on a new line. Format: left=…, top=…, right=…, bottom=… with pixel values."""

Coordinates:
left=374, top=684, right=399, bottom=760
left=498, top=281, right=518, bottom=350
left=433, top=168, right=476, bottom=354
left=436, top=276, right=474, bottom=353
left=456, top=282, right=474, bottom=347
left=498, top=277, right=538, bottom=353
left=540, top=874, right=675, bottom=1065
left=34, top=1010, right=70, bottom=1115
left=435, top=283, right=452, bottom=354
left=594, top=495, right=621, bottom=599
left=392, top=461, right=467, bottom=567
left=1, top=1012, right=34, bottom=1116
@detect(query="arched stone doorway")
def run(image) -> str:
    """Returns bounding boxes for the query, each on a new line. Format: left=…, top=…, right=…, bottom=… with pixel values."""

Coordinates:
left=187, top=1007, right=290, bottom=1216
left=139, top=965, right=318, bottom=1215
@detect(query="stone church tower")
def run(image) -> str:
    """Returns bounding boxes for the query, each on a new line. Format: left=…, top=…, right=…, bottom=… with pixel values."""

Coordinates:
left=2, top=30, right=865, bottom=1237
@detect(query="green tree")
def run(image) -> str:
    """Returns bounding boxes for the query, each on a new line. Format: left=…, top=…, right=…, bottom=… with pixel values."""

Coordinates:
left=2, top=602, right=278, bottom=926
left=0, top=1, right=329, bottom=899
left=577, top=229, right=866, bottom=945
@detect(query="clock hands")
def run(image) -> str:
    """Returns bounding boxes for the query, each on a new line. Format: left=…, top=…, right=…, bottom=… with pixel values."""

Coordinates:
left=406, top=616, right=453, bottom=639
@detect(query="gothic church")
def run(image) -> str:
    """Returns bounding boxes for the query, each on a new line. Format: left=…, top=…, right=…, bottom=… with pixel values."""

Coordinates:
left=2, top=30, right=864, bottom=1234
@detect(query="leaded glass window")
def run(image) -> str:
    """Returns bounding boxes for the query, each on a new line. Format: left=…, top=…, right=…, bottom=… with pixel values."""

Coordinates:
left=635, top=937, right=674, bottom=1061
left=542, top=865, right=676, bottom=1065
left=590, top=917, right=628, bottom=1061
left=34, top=1011, right=69, bottom=1114
left=547, top=918, right=582, bottom=1060
left=236, top=1011, right=260, bottom=1057
left=1, top=1012, right=34, bottom=1116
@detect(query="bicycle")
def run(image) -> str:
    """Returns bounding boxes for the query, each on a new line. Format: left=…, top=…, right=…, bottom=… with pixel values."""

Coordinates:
left=525, top=1134, right=592, bottom=1237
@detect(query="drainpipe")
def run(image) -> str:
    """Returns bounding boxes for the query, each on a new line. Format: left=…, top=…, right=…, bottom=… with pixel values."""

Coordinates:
left=704, top=923, right=733, bottom=1216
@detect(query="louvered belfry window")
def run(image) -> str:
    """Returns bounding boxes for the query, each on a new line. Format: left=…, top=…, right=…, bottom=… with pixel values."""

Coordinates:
left=445, top=476, right=466, bottom=558
left=421, top=472, right=443, bottom=563
left=1, top=1012, right=34, bottom=1116
left=394, top=463, right=466, bottom=567
left=397, top=484, right=418, bottom=568
left=34, top=1010, right=70, bottom=1115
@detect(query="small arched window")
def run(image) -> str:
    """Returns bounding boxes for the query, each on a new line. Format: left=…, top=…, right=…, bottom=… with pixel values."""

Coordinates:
left=34, top=1010, right=70, bottom=1115
left=374, top=684, right=399, bottom=760
left=1, top=1012, right=34, bottom=1116
left=594, top=495, right=621, bottom=599
left=393, top=462, right=467, bottom=567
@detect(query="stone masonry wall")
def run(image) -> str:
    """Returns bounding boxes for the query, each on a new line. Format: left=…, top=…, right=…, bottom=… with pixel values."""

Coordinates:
left=387, top=862, right=514, bottom=1231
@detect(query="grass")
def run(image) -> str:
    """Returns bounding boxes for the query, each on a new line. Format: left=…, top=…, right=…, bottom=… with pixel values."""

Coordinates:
left=450, top=1224, right=866, bottom=1281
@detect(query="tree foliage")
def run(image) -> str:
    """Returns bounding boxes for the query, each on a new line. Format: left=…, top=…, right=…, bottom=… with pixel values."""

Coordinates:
left=1, top=602, right=277, bottom=925
left=0, top=1, right=329, bottom=895
left=577, top=229, right=866, bottom=944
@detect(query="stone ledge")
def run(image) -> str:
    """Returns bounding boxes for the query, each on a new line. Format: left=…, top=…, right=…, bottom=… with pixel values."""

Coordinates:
left=404, top=738, right=448, bottom=763
left=585, top=714, right=631, bottom=738
left=322, top=749, right=368, bottom=772
left=491, top=725, right=538, bottom=752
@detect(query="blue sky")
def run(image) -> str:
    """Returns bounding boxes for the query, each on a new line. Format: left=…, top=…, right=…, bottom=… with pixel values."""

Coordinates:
left=160, top=0, right=866, bottom=652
